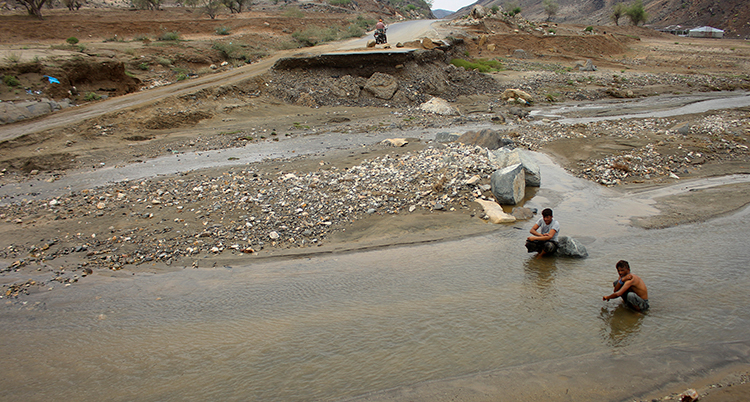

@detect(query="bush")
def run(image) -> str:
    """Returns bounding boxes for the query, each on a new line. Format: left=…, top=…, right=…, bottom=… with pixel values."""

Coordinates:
left=584, top=26, right=593, bottom=32
left=282, top=7, right=304, bottom=18
left=3, top=53, right=20, bottom=64
left=138, top=62, right=149, bottom=70
left=491, top=5, right=499, bottom=14
left=66, top=37, right=79, bottom=45
left=212, top=41, right=245, bottom=60
left=450, top=58, right=503, bottom=73
left=84, top=92, right=101, bottom=101
left=329, top=0, right=350, bottom=5
left=3, top=75, right=20, bottom=87
left=625, top=0, right=648, bottom=26
left=292, top=26, right=338, bottom=47
left=156, top=57, right=172, bottom=66
left=215, top=26, right=231, bottom=35
left=157, top=31, right=180, bottom=41
left=176, top=73, right=188, bottom=81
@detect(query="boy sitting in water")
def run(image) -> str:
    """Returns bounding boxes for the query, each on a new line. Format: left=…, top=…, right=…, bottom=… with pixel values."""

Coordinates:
left=525, top=208, right=559, bottom=258
left=603, top=260, right=650, bottom=312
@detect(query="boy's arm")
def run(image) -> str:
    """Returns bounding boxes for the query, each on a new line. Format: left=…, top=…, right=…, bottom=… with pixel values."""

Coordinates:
left=529, top=228, right=556, bottom=241
left=604, top=278, right=633, bottom=301
left=529, top=223, right=541, bottom=236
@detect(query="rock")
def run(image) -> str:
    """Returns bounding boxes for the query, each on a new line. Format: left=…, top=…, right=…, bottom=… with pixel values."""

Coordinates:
left=331, top=75, right=360, bottom=98
left=364, top=72, right=398, bottom=100
left=508, top=107, right=529, bottom=118
left=487, top=43, right=496, bottom=51
left=556, top=236, right=588, bottom=258
left=673, top=122, right=691, bottom=135
left=511, top=206, right=534, bottom=220
left=513, top=49, right=529, bottom=59
left=501, top=89, right=533, bottom=103
left=421, top=37, right=436, bottom=50
left=579, top=59, right=597, bottom=71
left=470, top=4, right=486, bottom=19
left=488, top=148, right=541, bottom=187
left=474, top=199, right=516, bottom=223
left=464, top=175, right=481, bottom=185
left=367, top=40, right=376, bottom=48
left=458, top=129, right=514, bottom=150
left=295, top=92, right=318, bottom=107
left=420, top=97, right=459, bottom=115
left=478, top=35, right=488, bottom=47
left=396, top=42, right=404, bottom=48
left=381, top=138, right=408, bottom=147
left=490, top=163, right=525, bottom=205
left=435, top=132, right=460, bottom=143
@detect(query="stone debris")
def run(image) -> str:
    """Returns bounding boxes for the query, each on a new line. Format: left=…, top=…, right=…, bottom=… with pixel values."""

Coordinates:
left=473, top=199, right=516, bottom=223
left=0, top=143, right=508, bottom=272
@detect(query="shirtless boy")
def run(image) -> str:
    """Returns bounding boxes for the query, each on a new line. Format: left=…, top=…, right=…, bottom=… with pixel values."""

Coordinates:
left=603, top=260, right=650, bottom=312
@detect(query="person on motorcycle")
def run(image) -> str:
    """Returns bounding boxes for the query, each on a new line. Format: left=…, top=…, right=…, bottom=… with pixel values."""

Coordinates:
left=375, top=18, right=387, bottom=44
left=376, top=19, right=386, bottom=31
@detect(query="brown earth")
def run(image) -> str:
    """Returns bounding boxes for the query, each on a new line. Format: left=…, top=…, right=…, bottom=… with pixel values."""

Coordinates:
left=0, top=7, right=748, bottom=261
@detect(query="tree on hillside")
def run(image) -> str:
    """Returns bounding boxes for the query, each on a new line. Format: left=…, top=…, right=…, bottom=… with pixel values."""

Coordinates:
left=62, top=0, right=83, bottom=11
left=625, top=0, right=648, bottom=26
left=203, top=0, right=222, bottom=19
left=543, top=0, right=558, bottom=22
left=17, top=0, right=49, bottom=19
left=611, top=2, right=626, bottom=26
left=131, top=0, right=162, bottom=10
left=221, top=0, right=250, bottom=13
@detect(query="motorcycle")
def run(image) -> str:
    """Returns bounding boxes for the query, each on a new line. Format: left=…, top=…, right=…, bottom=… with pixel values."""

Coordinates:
left=374, top=28, right=387, bottom=45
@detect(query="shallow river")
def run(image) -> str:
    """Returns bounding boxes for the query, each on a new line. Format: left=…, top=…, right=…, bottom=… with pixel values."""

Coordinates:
left=2, top=153, right=749, bottom=401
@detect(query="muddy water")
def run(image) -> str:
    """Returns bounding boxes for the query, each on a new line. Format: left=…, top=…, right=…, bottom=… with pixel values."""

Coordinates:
left=1, top=154, right=749, bottom=401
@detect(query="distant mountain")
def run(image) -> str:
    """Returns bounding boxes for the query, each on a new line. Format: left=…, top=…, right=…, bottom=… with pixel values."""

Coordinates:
left=450, top=0, right=750, bottom=38
left=432, top=9, right=455, bottom=19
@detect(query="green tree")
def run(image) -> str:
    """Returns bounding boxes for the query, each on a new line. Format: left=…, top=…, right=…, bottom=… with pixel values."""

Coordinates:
left=611, top=2, right=626, bottom=26
left=203, top=0, right=222, bottom=19
left=625, top=0, right=648, bottom=26
left=221, top=0, right=250, bottom=13
left=543, top=0, right=558, bottom=21
left=17, top=0, right=49, bottom=19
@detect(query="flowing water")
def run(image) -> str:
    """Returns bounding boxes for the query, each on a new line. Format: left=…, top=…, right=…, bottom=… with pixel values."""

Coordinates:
left=2, top=154, right=749, bottom=401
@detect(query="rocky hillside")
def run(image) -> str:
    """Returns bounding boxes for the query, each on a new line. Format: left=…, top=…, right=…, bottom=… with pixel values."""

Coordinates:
left=451, top=0, right=750, bottom=38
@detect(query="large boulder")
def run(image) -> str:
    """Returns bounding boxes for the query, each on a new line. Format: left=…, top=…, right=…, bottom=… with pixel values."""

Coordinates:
left=501, top=89, right=533, bottom=103
left=474, top=199, right=516, bottom=223
left=490, top=163, right=525, bottom=205
left=556, top=236, right=588, bottom=258
left=420, top=97, right=459, bottom=116
left=578, top=59, right=597, bottom=72
left=457, top=129, right=514, bottom=150
left=364, top=72, right=398, bottom=100
left=470, top=5, right=487, bottom=19
left=489, top=148, right=541, bottom=187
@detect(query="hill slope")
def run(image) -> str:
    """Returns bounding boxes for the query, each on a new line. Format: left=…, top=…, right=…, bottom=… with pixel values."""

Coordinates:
left=452, top=0, right=750, bottom=38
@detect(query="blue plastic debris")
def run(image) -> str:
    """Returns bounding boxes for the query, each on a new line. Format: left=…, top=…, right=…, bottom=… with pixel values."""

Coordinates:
left=44, top=75, right=60, bottom=84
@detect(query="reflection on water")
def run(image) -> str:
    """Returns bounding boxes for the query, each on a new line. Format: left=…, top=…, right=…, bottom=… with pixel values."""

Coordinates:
left=599, top=304, right=645, bottom=348
left=1, top=161, right=750, bottom=401
left=523, top=256, right=558, bottom=294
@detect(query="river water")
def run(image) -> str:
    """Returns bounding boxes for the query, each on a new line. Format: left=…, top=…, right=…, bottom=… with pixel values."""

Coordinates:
left=1, top=92, right=750, bottom=400
left=1, top=152, right=749, bottom=401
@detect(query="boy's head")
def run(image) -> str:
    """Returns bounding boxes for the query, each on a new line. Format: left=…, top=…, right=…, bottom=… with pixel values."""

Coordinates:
left=616, top=260, right=630, bottom=276
left=541, top=208, right=553, bottom=224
